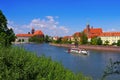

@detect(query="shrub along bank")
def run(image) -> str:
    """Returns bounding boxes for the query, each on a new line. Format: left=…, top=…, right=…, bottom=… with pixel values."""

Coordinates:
left=0, top=47, right=92, bottom=80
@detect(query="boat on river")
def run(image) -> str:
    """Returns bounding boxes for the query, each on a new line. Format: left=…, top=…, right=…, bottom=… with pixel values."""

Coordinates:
left=68, top=48, right=89, bottom=55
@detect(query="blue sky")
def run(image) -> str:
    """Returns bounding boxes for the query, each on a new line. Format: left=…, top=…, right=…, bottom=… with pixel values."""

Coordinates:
left=0, top=0, right=120, bottom=36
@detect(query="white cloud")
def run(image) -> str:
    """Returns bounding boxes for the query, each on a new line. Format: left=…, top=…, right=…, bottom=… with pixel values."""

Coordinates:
left=7, top=20, right=25, bottom=33
left=8, top=16, right=70, bottom=36
left=59, top=26, right=69, bottom=33
left=104, top=28, right=120, bottom=32
left=46, top=16, right=54, bottom=22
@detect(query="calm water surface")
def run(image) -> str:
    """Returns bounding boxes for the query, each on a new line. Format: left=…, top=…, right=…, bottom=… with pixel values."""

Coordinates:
left=16, top=43, right=120, bottom=80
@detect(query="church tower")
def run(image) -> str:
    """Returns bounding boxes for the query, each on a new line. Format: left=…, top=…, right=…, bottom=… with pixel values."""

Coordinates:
left=86, top=24, right=90, bottom=34
left=31, top=27, right=35, bottom=34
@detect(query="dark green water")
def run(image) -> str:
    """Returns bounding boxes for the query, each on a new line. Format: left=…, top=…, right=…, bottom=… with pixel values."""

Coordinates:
left=16, top=43, right=120, bottom=80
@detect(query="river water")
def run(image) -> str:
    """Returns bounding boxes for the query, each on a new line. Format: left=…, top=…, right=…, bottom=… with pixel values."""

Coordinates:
left=16, top=43, right=120, bottom=80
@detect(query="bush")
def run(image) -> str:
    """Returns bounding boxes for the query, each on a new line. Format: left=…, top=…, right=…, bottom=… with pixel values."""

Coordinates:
left=0, top=47, right=92, bottom=80
left=117, top=40, right=120, bottom=46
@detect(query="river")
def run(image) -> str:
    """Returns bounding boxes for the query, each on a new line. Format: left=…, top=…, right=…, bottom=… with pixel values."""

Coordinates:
left=16, top=43, right=120, bottom=80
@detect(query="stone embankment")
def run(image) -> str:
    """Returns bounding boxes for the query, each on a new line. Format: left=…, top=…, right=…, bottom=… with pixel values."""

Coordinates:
left=49, top=43, right=120, bottom=52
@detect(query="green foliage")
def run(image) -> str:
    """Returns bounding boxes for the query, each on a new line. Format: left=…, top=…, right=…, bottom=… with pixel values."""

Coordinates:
left=56, top=37, right=62, bottom=44
left=0, top=47, right=92, bottom=80
left=90, top=37, right=102, bottom=45
left=80, top=32, right=88, bottom=44
left=104, top=40, right=109, bottom=46
left=117, top=40, right=120, bottom=46
left=97, top=38, right=102, bottom=45
left=44, top=35, right=51, bottom=43
left=29, top=36, right=44, bottom=43
left=0, top=10, right=16, bottom=47
left=0, top=32, right=6, bottom=46
left=112, top=42, right=117, bottom=46
left=90, top=37, right=97, bottom=45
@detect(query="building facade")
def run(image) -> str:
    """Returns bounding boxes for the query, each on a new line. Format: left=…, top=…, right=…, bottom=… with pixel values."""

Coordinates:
left=100, top=32, right=120, bottom=45
left=67, top=24, right=120, bottom=45
left=16, top=28, right=44, bottom=43
left=84, top=24, right=103, bottom=42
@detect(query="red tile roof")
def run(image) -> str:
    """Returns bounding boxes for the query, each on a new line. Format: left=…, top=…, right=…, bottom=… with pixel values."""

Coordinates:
left=84, top=27, right=103, bottom=38
left=16, top=34, right=33, bottom=37
left=73, top=32, right=81, bottom=37
left=33, top=30, right=44, bottom=36
left=84, top=28, right=102, bottom=34
left=63, top=36, right=72, bottom=39
left=16, top=30, right=44, bottom=37
left=100, top=32, right=120, bottom=36
left=90, top=28, right=102, bottom=34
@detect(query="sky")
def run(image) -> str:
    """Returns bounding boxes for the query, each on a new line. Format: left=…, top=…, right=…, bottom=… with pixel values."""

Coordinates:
left=0, top=0, right=120, bottom=36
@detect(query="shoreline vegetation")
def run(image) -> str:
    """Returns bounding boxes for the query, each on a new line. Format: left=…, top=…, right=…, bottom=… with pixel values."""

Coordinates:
left=0, top=47, right=92, bottom=80
left=49, top=43, right=120, bottom=52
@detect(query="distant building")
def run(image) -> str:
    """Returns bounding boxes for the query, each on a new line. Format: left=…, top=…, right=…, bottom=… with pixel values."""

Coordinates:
left=72, top=32, right=81, bottom=42
left=62, top=36, right=72, bottom=41
left=16, top=28, right=44, bottom=43
left=63, top=24, right=120, bottom=45
left=84, top=24, right=103, bottom=42
left=99, top=32, right=120, bottom=45
left=53, top=36, right=59, bottom=41
left=83, top=24, right=120, bottom=45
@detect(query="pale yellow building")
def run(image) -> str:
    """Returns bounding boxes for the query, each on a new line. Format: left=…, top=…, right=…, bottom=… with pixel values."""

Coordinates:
left=99, top=32, right=120, bottom=45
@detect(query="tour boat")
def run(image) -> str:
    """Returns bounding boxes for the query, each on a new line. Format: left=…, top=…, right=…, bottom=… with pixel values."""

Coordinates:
left=68, top=48, right=89, bottom=55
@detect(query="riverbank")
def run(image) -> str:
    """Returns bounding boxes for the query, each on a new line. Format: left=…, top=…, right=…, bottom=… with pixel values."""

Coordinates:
left=49, top=43, right=120, bottom=52
left=0, top=46, right=92, bottom=80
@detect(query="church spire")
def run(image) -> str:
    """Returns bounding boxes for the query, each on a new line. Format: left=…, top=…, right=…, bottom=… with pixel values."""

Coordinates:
left=31, top=27, right=35, bottom=34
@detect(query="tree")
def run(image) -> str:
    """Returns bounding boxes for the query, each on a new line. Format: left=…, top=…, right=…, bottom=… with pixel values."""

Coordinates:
left=44, top=35, right=50, bottom=43
left=56, top=37, right=62, bottom=43
left=117, top=40, right=120, bottom=46
left=0, top=10, right=15, bottom=47
left=112, top=42, right=117, bottom=46
left=97, top=37, right=102, bottom=45
left=29, top=36, right=44, bottom=43
left=104, top=40, right=109, bottom=46
left=90, top=37, right=97, bottom=45
left=91, top=37, right=102, bottom=45
left=80, top=31, right=88, bottom=44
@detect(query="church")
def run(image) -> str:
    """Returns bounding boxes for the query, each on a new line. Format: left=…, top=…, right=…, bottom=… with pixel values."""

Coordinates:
left=15, top=28, right=44, bottom=43
left=84, top=24, right=120, bottom=45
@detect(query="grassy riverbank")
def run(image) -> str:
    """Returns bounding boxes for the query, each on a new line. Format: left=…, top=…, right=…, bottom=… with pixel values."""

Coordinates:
left=0, top=47, right=92, bottom=80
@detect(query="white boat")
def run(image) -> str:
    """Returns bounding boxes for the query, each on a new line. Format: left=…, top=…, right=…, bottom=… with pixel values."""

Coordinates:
left=68, top=48, right=89, bottom=55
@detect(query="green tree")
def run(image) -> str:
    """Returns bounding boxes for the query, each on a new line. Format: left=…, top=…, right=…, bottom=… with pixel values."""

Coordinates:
left=44, top=35, right=52, bottom=43
left=117, top=40, right=120, bottom=46
left=80, top=31, right=88, bottom=44
left=29, top=36, right=44, bottom=43
left=91, top=37, right=97, bottom=45
left=104, top=40, right=109, bottom=46
left=90, top=37, right=102, bottom=45
left=97, top=37, right=102, bottom=45
left=0, top=10, right=15, bottom=47
left=56, top=37, right=62, bottom=44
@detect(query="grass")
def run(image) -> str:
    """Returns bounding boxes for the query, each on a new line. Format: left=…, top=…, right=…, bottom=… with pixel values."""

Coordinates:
left=0, top=46, right=92, bottom=80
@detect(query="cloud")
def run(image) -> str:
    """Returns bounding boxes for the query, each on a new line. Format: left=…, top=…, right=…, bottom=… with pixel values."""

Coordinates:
left=46, top=16, right=54, bottom=22
left=8, top=16, right=70, bottom=36
left=104, top=28, right=120, bottom=32
left=7, top=20, right=25, bottom=33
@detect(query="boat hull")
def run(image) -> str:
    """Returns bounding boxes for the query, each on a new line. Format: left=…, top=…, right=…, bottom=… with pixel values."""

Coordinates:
left=68, top=48, right=88, bottom=55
